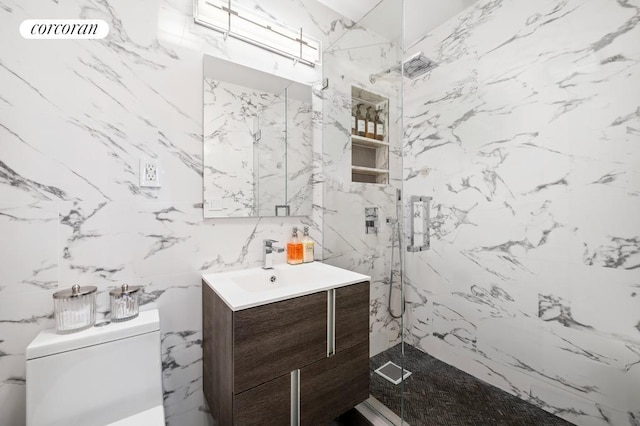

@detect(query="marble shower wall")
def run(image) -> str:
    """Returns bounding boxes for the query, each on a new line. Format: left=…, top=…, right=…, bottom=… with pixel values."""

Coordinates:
left=0, top=0, right=354, bottom=425
left=321, top=24, right=405, bottom=356
left=402, top=0, right=640, bottom=424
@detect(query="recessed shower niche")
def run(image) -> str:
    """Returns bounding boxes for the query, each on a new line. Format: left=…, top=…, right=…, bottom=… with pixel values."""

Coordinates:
left=351, top=87, right=389, bottom=184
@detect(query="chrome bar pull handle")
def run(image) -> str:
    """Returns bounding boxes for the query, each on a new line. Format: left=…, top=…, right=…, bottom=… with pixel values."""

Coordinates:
left=327, top=289, right=336, bottom=357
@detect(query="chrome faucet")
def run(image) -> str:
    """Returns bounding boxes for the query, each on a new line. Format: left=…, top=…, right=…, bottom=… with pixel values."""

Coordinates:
left=262, top=239, right=284, bottom=269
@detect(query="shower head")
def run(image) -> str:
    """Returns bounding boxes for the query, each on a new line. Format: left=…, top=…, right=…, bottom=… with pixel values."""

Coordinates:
left=368, top=52, right=437, bottom=83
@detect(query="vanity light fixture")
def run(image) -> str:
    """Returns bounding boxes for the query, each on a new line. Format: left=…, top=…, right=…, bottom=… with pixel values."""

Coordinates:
left=194, top=0, right=321, bottom=67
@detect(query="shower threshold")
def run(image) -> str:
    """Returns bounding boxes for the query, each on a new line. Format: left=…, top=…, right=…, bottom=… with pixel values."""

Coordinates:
left=354, top=396, right=408, bottom=426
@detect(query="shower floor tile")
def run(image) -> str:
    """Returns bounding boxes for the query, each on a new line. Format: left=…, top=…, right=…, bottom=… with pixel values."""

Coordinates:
left=369, top=343, right=573, bottom=426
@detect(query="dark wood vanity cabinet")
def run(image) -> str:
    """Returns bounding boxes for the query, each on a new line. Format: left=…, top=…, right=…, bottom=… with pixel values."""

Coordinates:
left=233, top=374, right=291, bottom=426
left=335, top=281, right=370, bottom=352
left=233, top=291, right=327, bottom=394
left=300, top=340, right=369, bottom=425
left=202, top=280, right=370, bottom=426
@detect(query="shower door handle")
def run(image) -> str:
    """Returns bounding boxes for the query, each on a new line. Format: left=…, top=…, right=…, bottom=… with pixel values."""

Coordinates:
left=407, top=195, right=431, bottom=252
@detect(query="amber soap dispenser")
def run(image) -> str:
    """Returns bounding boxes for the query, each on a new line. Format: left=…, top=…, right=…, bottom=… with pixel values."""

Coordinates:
left=286, top=227, right=303, bottom=265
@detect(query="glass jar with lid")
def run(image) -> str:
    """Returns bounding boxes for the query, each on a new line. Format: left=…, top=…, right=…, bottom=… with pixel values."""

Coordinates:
left=53, top=285, right=97, bottom=334
left=109, top=284, right=142, bottom=322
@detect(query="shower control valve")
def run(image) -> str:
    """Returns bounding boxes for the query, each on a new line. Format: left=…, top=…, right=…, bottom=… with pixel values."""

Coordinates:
left=365, top=207, right=379, bottom=235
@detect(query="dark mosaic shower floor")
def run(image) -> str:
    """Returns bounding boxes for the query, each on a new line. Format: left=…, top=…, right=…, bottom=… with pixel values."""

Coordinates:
left=368, top=343, right=574, bottom=426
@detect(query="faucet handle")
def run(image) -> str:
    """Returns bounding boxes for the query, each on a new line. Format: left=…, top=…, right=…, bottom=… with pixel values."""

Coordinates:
left=263, top=239, right=278, bottom=247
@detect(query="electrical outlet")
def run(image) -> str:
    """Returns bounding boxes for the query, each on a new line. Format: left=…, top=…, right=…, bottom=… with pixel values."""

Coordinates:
left=208, top=198, right=223, bottom=211
left=140, top=158, right=160, bottom=188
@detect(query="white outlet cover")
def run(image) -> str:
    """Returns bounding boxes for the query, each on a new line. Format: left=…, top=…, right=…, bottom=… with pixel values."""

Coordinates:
left=140, top=158, right=161, bottom=188
left=208, top=198, right=223, bottom=211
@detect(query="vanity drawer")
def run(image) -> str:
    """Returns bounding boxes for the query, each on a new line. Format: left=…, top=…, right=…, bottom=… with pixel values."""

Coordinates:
left=335, top=281, right=369, bottom=353
left=233, top=373, right=290, bottom=426
left=299, top=340, right=369, bottom=425
left=233, top=291, right=327, bottom=394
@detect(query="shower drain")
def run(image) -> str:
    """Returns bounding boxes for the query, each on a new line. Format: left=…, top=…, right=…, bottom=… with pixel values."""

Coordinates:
left=374, top=361, right=412, bottom=385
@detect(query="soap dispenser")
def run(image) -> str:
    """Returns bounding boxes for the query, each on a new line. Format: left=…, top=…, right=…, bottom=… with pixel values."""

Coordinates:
left=302, top=226, right=314, bottom=263
left=287, top=227, right=303, bottom=265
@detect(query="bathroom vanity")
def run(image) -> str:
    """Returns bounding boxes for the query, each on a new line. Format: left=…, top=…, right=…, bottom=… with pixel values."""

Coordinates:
left=202, top=262, right=370, bottom=425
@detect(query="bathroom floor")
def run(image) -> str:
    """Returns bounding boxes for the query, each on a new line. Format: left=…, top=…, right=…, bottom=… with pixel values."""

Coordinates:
left=368, top=343, right=574, bottom=426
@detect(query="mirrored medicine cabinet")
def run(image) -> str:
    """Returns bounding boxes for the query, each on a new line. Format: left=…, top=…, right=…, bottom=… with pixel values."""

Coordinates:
left=202, top=55, right=313, bottom=218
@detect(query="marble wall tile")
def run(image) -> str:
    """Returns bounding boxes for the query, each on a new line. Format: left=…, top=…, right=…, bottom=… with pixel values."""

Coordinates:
left=404, top=0, right=640, bottom=423
left=0, top=202, right=58, bottom=294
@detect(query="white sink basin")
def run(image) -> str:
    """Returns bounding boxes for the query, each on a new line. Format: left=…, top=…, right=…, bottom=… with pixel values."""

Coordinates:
left=202, top=262, right=370, bottom=311
left=232, top=269, right=307, bottom=293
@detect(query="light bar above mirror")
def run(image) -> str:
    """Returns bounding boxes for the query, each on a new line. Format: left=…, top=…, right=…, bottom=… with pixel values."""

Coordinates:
left=194, top=0, right=321, bottom=67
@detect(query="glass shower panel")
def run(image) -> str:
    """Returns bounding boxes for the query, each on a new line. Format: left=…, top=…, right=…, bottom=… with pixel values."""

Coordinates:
left=321, top=0, right=405, bottom=422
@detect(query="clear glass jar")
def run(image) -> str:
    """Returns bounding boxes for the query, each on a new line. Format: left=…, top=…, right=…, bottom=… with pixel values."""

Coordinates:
left=52, top=285, right=97, bottom=334
left=109, top=284, right=141, bottom=322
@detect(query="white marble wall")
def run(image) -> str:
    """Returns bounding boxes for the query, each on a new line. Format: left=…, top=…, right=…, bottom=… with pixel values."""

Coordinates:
left=403, top=0, right=640, bottom=424
left=321, top=24, right=405, bottom=356
left=0, top=0, right=353, bottom=425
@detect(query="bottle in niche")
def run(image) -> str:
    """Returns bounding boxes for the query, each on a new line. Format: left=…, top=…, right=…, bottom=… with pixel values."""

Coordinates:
left=302, top=226, right=314, bottom=263
left=365, top=107, right=375, bottom=139
left=351, top=106, right=357, bottom=135
left=356, top=104, right=366, bottom=137
left=375, top=109, right=385, bottom=141
left=286, top=227, right=303, bottom=265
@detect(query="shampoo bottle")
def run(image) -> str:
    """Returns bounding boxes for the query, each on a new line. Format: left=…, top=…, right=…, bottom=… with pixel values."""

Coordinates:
left=356, top=104, right=366, bottom=137
left=287, top=227, right=303, bottom=265
left=302, top=226, right=314, bottom=263
left=375, top=109, right=385, bottom=141
left=351, top=106, right=357, bottom=135
left=365, top=106, right=375, bottom=139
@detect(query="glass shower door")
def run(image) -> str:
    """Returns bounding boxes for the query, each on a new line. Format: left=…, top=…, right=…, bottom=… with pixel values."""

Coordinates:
left=320, top=0, right=406, bottom=423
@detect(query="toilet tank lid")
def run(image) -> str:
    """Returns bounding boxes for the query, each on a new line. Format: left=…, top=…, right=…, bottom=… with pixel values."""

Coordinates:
left=26, top=309, right=160, bottom=360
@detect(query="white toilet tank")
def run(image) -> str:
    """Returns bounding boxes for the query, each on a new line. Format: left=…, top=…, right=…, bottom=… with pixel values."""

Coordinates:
left=26, top=309, right=165, bottom=426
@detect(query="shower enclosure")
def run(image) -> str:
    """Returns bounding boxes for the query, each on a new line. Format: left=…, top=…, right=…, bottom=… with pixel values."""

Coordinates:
left=323, top=0, right=639, bottom=425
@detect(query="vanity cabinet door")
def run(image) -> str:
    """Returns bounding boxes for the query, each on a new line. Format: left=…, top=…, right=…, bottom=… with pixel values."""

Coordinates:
left=299, top=341, right=369, bottom=425
left=233, top=291, right=327, bottom=394
left=335, top=281, right=369, bottom=353
left=233, top=373, right=290, bottom=426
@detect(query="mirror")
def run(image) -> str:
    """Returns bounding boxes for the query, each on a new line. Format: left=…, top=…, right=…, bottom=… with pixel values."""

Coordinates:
left=203, top=55, right=313, bottom=218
